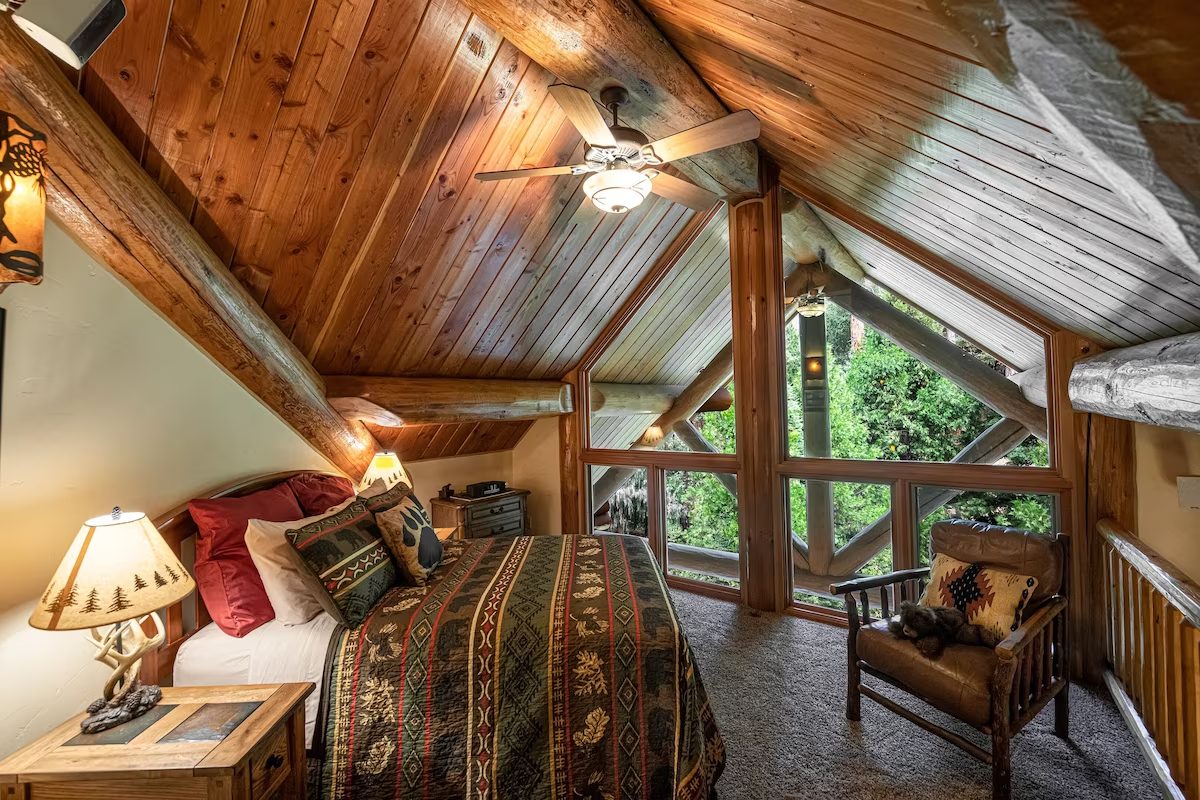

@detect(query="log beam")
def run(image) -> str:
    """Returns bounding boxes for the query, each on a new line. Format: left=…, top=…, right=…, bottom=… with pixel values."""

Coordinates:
left=1015, top=333, right=1200, bottom=434
left=1068, top=333, right=1200, bottom=432
left=0, top=17, right=376, bottom=476
left=325, top=376, right=574, bottom=424
left=780, top=195, right=867, bottom=281
left=827, top=275, right=1049, bottom=440
left=934, top=0, right=1200, bottom=276
left=455, top=0, right=757, bottom=196
left=590, top=384, right=732, bottom=418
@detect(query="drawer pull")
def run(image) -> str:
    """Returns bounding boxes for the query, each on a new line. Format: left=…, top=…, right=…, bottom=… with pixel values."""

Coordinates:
left=490, top=507, right=502, bottom=514
left=265, top=754, right=285, bottom=770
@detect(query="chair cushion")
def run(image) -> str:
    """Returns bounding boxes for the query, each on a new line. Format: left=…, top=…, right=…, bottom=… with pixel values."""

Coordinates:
left=857, top=619, right=998, bottom=727
left=931, top=519, right=1063, bottom=603
left=921, top=553, right=1038, bottom=639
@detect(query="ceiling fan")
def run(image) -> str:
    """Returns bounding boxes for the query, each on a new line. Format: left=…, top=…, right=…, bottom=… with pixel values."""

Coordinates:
left=474, top=84, right=760, bottom=215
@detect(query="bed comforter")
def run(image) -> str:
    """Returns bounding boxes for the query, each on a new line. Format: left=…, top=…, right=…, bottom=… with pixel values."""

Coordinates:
left=316, top=533, right=723, bottom=800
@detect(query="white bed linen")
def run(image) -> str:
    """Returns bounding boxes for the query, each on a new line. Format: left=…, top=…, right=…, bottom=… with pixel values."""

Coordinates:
left=173, top=613, right=339, bottom=747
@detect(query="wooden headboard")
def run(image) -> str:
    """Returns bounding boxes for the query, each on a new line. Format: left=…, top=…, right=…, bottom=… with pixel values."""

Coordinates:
left=141, top=470, right=325, bottom=686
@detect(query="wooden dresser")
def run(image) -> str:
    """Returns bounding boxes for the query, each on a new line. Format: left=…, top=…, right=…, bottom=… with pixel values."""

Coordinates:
left=429, top=489, right=530, bottom=539
left=0, top=683, right=312, bottom=800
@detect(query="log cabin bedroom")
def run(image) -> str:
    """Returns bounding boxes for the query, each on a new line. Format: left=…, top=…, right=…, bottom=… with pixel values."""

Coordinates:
left=0, top=0, right=1197, bottom=798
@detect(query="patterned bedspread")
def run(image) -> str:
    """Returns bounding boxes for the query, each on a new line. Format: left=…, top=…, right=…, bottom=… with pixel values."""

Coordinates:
left=315, top=534, right=724, bottom=800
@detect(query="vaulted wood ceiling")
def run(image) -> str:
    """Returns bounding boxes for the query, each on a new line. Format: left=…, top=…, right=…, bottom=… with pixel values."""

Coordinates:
left=71, top=0, right=1199, bottom=460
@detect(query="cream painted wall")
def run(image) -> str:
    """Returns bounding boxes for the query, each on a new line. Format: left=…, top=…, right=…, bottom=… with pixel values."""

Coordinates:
left=405, top=450, right=513, bottom=511
left=0, top=220, right=335, bottom=757
left=512, top=417, right=563, bottom=533
left=1135, top=423, right=1200, bottom=584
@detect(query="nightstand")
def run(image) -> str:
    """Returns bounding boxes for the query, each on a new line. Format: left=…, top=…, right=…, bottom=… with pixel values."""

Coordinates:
left=0, top=683, right=313, bottom=800
left=430, top=489, right=530, bottom=539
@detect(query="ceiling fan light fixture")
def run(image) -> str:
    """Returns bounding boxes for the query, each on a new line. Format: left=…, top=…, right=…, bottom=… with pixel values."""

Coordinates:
left=796, top=293, right=826, bottom=318
left=583, top=167, right=651, bottom=214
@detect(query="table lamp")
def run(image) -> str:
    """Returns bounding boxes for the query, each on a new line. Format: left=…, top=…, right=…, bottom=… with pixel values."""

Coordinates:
left=360, top=450, right=410, bottom=492
left=29, top=507, right=194, bottom=733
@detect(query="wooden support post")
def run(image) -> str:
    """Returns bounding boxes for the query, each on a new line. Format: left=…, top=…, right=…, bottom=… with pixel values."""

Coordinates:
left=561, top=370, right=586, bottom=535
left=0, top=17, right=377, bottom=476
left=800, top=313, right=835, bottom=575
left=1050, top=332, right=1106, bottom=683
left=730, top=176, right=790, bottom=612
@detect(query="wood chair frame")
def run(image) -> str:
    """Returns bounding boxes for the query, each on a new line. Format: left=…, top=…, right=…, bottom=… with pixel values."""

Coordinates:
left=831, top=531, right=1071, bottom=800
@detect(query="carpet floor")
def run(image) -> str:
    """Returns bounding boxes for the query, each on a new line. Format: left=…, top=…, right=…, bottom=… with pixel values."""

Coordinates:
left=670, top=588, right=1159, bottom=800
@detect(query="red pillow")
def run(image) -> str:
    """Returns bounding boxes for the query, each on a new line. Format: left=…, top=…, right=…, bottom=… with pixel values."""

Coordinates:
left=188, top=482, right=303, bottom=637
left=286, top=472, right=355, bottom=516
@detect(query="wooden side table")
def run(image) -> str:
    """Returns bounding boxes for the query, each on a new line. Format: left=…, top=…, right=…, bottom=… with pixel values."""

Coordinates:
left=0, top=683, right=313, bottom=800
left=429, top=489, right=530, bottom=539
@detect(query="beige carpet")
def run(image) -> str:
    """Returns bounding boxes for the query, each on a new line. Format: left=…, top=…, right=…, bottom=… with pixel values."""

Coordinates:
left=671, top=588, right=1159, bottom=800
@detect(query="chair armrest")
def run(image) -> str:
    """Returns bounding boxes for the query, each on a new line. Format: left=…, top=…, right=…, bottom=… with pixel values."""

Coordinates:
left=829, top=567, right=931, bottom=596
left=995, top=596, right=1067, bottom=660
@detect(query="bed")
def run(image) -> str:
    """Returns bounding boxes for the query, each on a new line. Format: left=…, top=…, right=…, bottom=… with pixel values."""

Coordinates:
left=147, top=472, right=724, bottom=800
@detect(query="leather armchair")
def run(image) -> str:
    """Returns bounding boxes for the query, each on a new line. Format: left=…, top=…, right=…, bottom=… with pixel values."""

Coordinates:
left=831, top=520, right=1070, bottom=800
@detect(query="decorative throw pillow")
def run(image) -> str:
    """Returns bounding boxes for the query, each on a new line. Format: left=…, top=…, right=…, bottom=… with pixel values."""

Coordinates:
left=376, top=495, right=444, bottom=586
left=921, top=553, right=1039, bottom=640
left=283, top=499, right=397, bottom=627
left=189, top=482, right=304, bottom=636
left=286, top=472, right=355, bottom=516
left=359, top=480, right=414, bottom=515
left=245, top=498, right=356, bottom=625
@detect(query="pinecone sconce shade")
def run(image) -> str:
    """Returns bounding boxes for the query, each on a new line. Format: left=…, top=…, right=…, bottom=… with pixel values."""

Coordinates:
left=0, top=111, right=46, bottom=286
left=29, top=509, right=194, bottom=732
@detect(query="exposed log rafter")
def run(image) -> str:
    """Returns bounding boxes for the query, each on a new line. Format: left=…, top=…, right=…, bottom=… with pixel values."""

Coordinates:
left=0, top=17, right=377, bottom=476
left=934, top=0, right=1200, bottom=277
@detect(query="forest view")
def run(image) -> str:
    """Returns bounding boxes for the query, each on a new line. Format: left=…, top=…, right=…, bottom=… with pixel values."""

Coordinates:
left=601, top=285, right=1053, bottom=602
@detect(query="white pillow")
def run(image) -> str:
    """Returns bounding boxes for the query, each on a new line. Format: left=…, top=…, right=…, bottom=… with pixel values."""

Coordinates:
left=245, top=498, right=355, bottom=625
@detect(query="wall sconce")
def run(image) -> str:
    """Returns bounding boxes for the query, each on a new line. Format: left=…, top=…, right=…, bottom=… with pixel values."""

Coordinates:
left=804, top=355, right=826, bottom=380
left=0, top=111, right=45, bottom=285
left=3, top=0, right=127, bottom=69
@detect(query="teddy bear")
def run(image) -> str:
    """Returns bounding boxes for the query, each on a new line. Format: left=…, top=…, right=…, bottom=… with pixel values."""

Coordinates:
left=887, top=601, right=1001, bottom=658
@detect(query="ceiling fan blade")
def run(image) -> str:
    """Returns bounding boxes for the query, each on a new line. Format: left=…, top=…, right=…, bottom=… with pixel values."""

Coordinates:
left=548, top=84, right=617, bottom=148
left=643, top=109, right=760, bottom=164
left=649, top=171, right=720, bottom=212
left=474, top=164, right=583, bottom=181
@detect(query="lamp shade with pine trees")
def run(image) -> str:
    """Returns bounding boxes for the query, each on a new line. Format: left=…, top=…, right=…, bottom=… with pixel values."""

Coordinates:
left=29, top=509, right=194, bottom=631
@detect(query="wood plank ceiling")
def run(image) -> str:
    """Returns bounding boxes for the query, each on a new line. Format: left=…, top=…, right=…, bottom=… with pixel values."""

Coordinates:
left=78, top=0, right=695, bottom=460
left=638, top=0, right=1200, bottom=347
left=71, top=0, right=1199, bottom=462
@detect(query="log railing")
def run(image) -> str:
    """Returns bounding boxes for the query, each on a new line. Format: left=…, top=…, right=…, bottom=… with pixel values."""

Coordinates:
left=1101, top=518, right=1200, bottom=800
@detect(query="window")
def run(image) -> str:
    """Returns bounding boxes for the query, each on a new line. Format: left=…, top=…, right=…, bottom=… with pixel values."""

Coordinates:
left=789, top=478, right=892, bottom=609
left=588, top=465, right=648, bottom=540
left=587, top=207, right=734, bottom=455
left=913, top=487, right=1057, bottom=565
left=665, top=470, right=739, bottom=588
left=784, top=285, right=1048, bottom=468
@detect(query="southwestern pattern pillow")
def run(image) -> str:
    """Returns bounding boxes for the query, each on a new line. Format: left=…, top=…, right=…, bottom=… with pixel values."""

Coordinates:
left=284, top=500, right=397, bottom=627
left=921, top=553, right=1039, bottom=640
left=376, top=496, right=444, bottom=586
